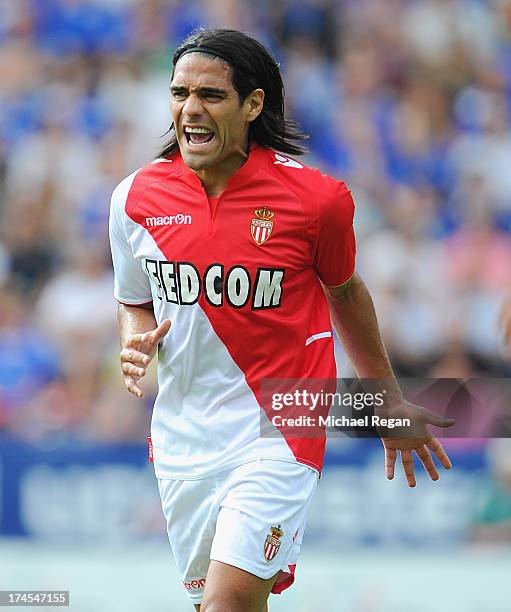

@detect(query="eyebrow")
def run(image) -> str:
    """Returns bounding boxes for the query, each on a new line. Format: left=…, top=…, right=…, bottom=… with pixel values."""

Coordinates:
left=170, top=85, right=229, bottom=96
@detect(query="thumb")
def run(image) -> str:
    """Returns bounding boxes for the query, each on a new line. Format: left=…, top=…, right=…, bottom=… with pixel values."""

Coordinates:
left=423, top=408, right=455, bottom=428
left=150, top=319, right=172, bottom=343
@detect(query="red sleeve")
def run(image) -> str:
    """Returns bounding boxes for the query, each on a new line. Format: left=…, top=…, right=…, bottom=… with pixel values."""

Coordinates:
left=313, top=180, right=356, bottom=287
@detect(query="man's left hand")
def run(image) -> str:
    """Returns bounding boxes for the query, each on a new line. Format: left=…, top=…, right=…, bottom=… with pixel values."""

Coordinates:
left=379, top=400, right=455, bottom=487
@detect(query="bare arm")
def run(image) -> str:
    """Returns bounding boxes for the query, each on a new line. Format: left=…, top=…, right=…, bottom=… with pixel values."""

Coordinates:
left=324, top=273, right=396, bottom=382
left=117, top=303, right=171, bottom=398
left=324, top=273, right=453, bottom=486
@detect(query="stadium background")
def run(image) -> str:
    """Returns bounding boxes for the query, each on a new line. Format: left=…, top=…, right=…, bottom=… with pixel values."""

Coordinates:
left=1, top=0, right=511, bottom=610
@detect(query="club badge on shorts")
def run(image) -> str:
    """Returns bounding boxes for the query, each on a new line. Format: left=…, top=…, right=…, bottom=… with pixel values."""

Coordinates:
left=264, top=524, right=284, bottom=562
left=250, top=206, right=274, bottom=246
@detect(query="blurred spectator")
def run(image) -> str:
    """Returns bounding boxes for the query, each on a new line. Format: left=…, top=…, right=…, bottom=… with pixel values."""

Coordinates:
left=0, top=285, right=60, bottom=414
left=35, top=243, right=116, bottom=353
left=275, top=0, right=339, bottom=59
left=1, top=195, right=56, bottom=297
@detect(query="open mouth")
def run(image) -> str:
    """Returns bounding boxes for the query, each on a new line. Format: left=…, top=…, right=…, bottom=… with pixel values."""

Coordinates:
left=184, top=127, right=215, bottom=148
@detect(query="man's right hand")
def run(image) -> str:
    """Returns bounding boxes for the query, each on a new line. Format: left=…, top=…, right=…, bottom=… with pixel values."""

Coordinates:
left=120, top=319, right=171, bottom=398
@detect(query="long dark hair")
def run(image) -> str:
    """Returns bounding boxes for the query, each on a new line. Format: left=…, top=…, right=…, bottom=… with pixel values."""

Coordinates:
left=156, top=28, right=308, bottom=158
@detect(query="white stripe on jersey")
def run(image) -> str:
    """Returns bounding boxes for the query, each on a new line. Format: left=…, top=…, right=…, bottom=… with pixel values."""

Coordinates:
left=305, top=331, right=332, bottom=346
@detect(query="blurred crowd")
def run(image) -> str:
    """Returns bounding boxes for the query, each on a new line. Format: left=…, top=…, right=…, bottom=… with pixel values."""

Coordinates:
left=0, top=0, right=510, bottom=442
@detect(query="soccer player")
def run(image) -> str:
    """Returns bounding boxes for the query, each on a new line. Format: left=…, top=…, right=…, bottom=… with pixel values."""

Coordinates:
left=109, top=28, right=454, bottom=612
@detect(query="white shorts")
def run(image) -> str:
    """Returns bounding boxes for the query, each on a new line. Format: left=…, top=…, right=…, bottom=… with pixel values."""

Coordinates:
left=157, top=459, right=318, bottom=605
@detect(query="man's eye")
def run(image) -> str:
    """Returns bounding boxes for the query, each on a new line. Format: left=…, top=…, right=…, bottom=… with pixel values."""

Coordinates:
left=204, top=94, right=222, bottom=101
left=171, top=91, right=187, bottom=100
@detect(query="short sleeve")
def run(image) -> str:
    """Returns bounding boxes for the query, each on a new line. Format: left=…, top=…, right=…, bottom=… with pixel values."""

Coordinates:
left=313, top=181, right=356, bottom=287
left=109, top=174, right=153, bottom=305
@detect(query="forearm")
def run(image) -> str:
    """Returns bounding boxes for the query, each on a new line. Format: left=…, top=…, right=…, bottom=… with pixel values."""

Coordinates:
left=117, top=303, right=157, bottom=348
left=325, top=273, right=399, bottom=390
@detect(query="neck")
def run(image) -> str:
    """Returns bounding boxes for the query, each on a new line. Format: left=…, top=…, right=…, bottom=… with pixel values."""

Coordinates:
left=193, top=143, right=249, bottom=197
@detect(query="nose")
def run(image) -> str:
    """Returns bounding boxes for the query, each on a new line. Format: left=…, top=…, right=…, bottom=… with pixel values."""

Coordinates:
left=182, top=93, right=204, bottom=117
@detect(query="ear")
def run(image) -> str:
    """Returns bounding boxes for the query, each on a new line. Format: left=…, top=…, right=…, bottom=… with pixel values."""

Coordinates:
left=245, top=89, right=265, bottom=123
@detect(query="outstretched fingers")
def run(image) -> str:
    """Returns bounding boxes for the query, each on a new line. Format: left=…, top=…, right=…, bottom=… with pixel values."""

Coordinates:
left=122, top=361, right=146, bottom=378
left=125, top=319, right=171, bottom=350
left=385, top=446, right=397, bottom=480
left=120, top=348, right=151, bottom=367
left=415, top=445, right=439, bottom=481
left=147, top=319, right=172, bottom=345
left=400, top=450, right=416, bottom=487
left=422, top=407, right=455, bottom=428
left=125, top=334, right=144, bottom=349
left=124, top=376, right=144, bottom=398
left=121, top=320, right=171, bottom=399
left=427, top=438, right=452, bottom=470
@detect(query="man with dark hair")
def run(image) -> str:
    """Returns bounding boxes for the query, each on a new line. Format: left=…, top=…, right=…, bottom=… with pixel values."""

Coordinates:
left=109, top=28, right=453, bottom=612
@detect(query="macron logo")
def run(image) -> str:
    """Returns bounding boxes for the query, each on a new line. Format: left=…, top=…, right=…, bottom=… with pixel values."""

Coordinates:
left=145, top=214, right=192, bottom=227
left=273, top=153, right=303, bottom=169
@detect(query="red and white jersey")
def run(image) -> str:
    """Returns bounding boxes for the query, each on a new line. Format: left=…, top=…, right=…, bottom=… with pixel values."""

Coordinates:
left=109, top=145, right=355, bottom=479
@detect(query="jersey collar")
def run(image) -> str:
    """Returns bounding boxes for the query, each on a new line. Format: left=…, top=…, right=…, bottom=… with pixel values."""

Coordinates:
left=177, top=143, right=265, bottom=193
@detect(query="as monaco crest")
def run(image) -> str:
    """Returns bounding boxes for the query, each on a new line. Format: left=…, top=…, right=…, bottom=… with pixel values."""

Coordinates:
left=251, top=206, right=274, bottom=246
left=264, top=524, right=284, bottom=562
